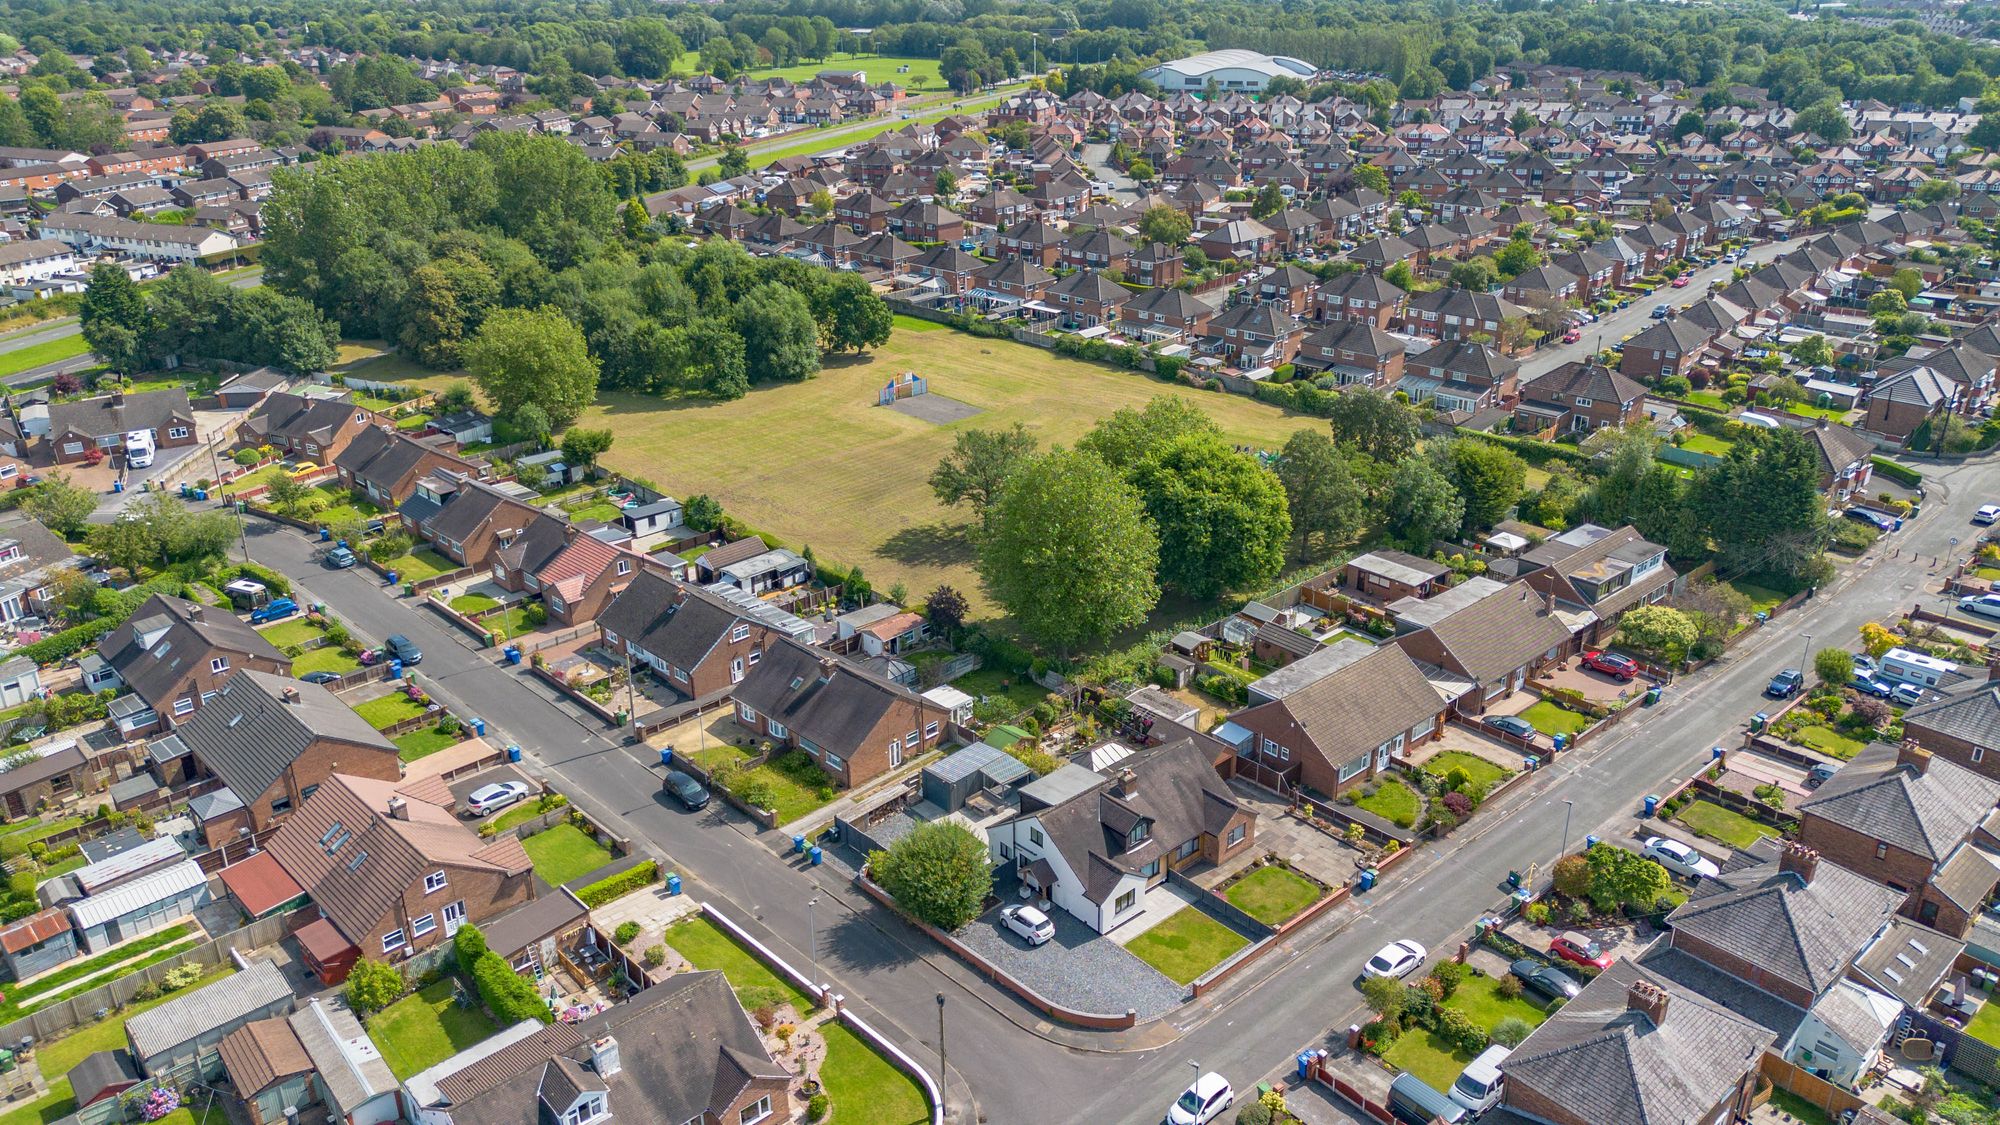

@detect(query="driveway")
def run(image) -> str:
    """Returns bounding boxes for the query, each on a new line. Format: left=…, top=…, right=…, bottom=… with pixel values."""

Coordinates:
left=955, top=892, right=1186, bottom=1022
left=1076, top=143, right=1142, bottom=202
left=1203, top=778, right=1364, bottom=891
left=1539, top=655, right=1645, bottom=708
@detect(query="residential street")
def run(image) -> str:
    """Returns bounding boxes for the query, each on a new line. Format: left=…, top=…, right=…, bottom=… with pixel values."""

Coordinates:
left=225, top=447, right=1998, bottom=1123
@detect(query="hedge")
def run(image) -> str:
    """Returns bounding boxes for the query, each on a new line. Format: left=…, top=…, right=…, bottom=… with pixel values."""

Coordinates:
left=1459, top=430, right=1593, bottom=469
left=1871, top=457, right=1923, bottom=488
left=229, top=561, right=292, bottom=597
left=576, top=860, right=659, bottom=908
left=19, top=617, right=119, bottom=666
left=472, top=948, right=551, bottom=1024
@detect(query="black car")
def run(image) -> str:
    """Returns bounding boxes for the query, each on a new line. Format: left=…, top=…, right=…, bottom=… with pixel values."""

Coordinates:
left=298, top=671, right=342, bottom=685
left=1765, top=668, right=1803, bottom=699
left=384, top=633, right=422, bottom=665
left=662, top=769, right=710, bottom=811
left=1510, top=958, right=1584, bottom=1002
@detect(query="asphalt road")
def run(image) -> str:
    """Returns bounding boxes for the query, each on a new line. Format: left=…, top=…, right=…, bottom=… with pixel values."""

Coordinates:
left=0, top=265, right=264, bottom=368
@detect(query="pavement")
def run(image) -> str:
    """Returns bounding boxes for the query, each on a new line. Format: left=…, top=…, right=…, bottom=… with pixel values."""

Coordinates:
left=211, top=436, right=2000, bottom=1125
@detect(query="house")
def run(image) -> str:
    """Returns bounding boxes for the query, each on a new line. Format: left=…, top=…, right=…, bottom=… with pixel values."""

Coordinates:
left=1794, top=742, right=2000, bottom=938
left=1902, top=673, right=2000, bottom=782
left=1799, top=419, right=1876, bottom=505
left=334, top=427, right=481, bottom=508
left=67, top=859, right=210, bottom=953
left=212, top=367, right=290, bottom=410
left=1401, top=288, right=1523, bottom=347
left=220, top=998, right=400, bottom=1125
left=1864, top=365, right=1955, bottom=441
left=1293, top=320, right=1405, bottom=388
left=1344, top=550, right=1451, bottom=603
left=173, top=672, right=403, bottom=846
left=266, top=772, right=537, bottom=984
left=1516, top=360, right=1649, bottom=434
left=987, top=736, right=1253, bottom=934
left=1515, top=524, right=1677, bottom=642
left=533, top=532, right=643, bottom=628
left=1399, top=339, right=1519, bottom=413
left=402, top=972, right=791, bottom=1125
left=1120, top=287, right=1213, bottom=343
left=1391, top=581, right=1575, bottom=711
left=1620, top=317, right=1714, bottom=382
left=1202, top=301, right=1304, bottom=368
left=89, top=593, right=288, bottom=735
left=240, top=392, right=373, bottom=464
left=731, top=638, right=944, bottom=789
left=124, top=959, right=293, bottom=1073
left=410, top=477, right=548, bottom=573
left=1226, top=640, right=1449, bottom=798
left=0, top=239, right=76, bottom=287
left=0, top=908, right=75, bottom=980
left=0, top=515, right=80, bottom=625
left=45, top=389, right=195, bottom=464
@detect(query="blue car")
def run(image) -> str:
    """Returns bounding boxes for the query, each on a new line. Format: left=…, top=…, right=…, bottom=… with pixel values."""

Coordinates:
left=1851, top=672, right=1893, bottom=698
left=248, top=598, right=299, bottom=624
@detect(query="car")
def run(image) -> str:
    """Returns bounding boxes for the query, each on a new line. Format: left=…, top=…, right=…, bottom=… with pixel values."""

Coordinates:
left=1961, top=593, right=2000, bottom=621
left=999, top=903, right=1056, bottom=946
left=248, top=598, right=299, bottom=624
left=1846, top=507, right=1900, bottom=532
left=298, top=671, right=342, bottom=685
left=1851, top=672, right=1894, bottom=698
left=1765, top=668, right=1804, bottom=699
left=324, top=546, right=357, bottom=569
left=1561, top=328, right=1581, bottom=343
left=366, top=519, right=387, bottom=536
left=1449, top=1044, right=1513, bottom=1115
left=1892, top=683, right=1926, bottom=707
left=1166, top=1073, right=1234, bottom=1125
left=1852, top=654, right=1879, bottom=676
left=286, top=462, right=321, bottom=479
left=1582, top=651, right=1640, bottom=681
left=1806, top=762, right=1840, bottom=789
left=1671, top=274, right=1690, bottom=288
left=1652, top=303, right=1671, bottom=319
left=1509, top=958, right=1583, bottom=1002
left=383, top=634, right=422, bottom=665
left=1363, top=939, right=1428, bottom=980
left=1978, top=505, right=2000, bottom=526
left=661, top=769, right=710, bottom=811
left=1486, top=714, right=1538, bottom=741
left=1640, top=836, right=1720, bottom=879
left=465, top=781, right=533, bottom=816
left=1548, top=931, right=1613, bottom=969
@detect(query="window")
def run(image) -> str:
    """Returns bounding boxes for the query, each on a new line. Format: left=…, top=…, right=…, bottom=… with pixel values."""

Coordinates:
left=1128, top=821, right=1149, bottom=845
left=823, top=751, right=844, bottom=770
left=768, top=720, right=787, bottom=739
left=1176, top=838, right=1199, bottom=860
left=616, top=560, right=631, bottom=576
left=563, top=1097, right=608, bottom=1125
left=906, top=730, right=920, bottom=747
left=381, top=929, right=406, bottom=953
left=1028, top=826, right=1044, bottom=847
left=925, top=721, right=940, bottom=740
left=208, top=657, right=228, bottom=673
left=731, top=624, right=751, bottom=643
left=1338, top=752, right=1370, bottom=782
left=1876, top=842, right=1889, bottom=860
left=1227, top=824, right=1246, bottom=847
left=411, top=913, right=436, bottom=938
left=747, top=649, right=761, bottom=666
left=740, top=1097, right=773, bottom=1125
left=1978, top=746, right=1988, bottom=763
left=172, top=696, right=195, bottom=716
left=424, top=871, right=448, bottom=893
left=1115, top=889, right=1137, bottom=914
left=301, top=784, right=319, bottom=802
left=738, top=703, right=758, bottom=723
left=167, top=427, right=188, bottom=439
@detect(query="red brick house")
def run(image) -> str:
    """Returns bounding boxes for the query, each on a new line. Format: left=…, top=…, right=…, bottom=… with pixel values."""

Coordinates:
left=598, top=572, right=812, bottom=701
left=731, top=638, right=942, bottom=789
left=1517, top=360, right=1649, bottom=434
left=1226, top=642, right=1447, bottom=799
left=47, top=390, right=196, bottom=465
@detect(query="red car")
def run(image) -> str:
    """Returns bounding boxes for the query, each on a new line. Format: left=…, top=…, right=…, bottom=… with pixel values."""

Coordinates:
left=1671, top=275, right=1691, bottom=288
left=1549, top=931, right=1614, bottom=970
left=1581, top=650, right=1639, bottom=681
left=1561, top=328, right=1581, bottom=343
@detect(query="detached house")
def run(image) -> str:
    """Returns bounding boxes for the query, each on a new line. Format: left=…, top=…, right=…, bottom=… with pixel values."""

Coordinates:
left=731, top=638, right=945, bottom=789
left=1515, top=524, right=1677, bottom=643
left=1226, top=640, right=1449, bottom=799
left=1516, top=360, right=1648, bottom=434
left=91, top=594, right=288, bottom=735
left=46, top=390, right=195, bottom=465
left=333, top=427, right=482, bottom=508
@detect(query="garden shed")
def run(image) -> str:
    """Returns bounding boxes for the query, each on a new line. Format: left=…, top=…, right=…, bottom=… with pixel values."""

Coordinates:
left=921, top=743, right=1031, bottom=814
left=67, top=858, right=210, bottom=953
left=125, top=959, right=293, bottom=1074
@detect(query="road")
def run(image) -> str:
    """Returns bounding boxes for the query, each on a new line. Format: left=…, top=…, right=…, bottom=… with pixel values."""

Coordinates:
left=0, top=265, right=265, bottom=378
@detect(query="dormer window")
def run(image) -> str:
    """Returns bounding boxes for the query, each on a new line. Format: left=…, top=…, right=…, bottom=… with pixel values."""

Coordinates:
left=1129, top=820, right=1149, bottom=845
left=562, top=1095, right=608, bottom=1125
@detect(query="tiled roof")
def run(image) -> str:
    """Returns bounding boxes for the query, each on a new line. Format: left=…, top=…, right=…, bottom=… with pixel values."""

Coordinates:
left=1669, top=842, right=1901, bottom=994
left=218, top=1018, right=312, bottom=1096
left=175, top=671, right=395, bottom=809
left=1798, top=742, right=2000, bottom=861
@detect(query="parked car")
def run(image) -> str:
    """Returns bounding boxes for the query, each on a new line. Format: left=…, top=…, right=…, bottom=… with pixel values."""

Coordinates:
left=465, top=781, right=532, bottom=816
left=1548, top=931, right=1613, bottom=969
left=1509, top=958, right=1583, bottom=1002
left=1852, top=654, right=1879, bottom=676
left=1165, top=1073, right=1234, bottom=1125
left=1449, top=1045, right=1513, bottom=1115
left=1845, top=507, right=1900, bottom=532
left=248, top=597, right=299, bottom=624
left=1977, top=504, right=2000, bottom=526
left=1651, top=303, right=1671, bottom=319
left=1851, top=672, right=1894, bottom=698
left=382, top=633, right=422, bottom=665
left=1806, top=763, right=1840, bottom=789
left=1561, top=328, right=1581, bottom=343
left=1671, top=274, right=1690, bottom=288
left=1764, top=669, right=1804, bottom=699
left=1892, top=683, right=1926, bottom=707
left=1363, top=939, right=1428, bottom=980
left=1486, top=715, right=1538, bottom=741
left=1000, top=903, right=1055, bottom=946
left=1640, top=836, right=1719, bottom=879
left=1582, top=651, right=1639, bottom=681
left=1961, top=593, right=2000, bottom=621
left=661, top=770, right=709, bottom=811
left=298, top=671, right=342, bottom=685
left=324, top=546, right=357, bottom=569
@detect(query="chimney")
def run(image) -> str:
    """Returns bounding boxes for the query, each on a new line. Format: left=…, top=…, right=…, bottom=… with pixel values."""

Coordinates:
left=1817, top=415, right=1830, bottom=429
left=1117, top=769, right=1138, bottom=799
left=188, top=603, right=204, bottom=623
left=387, top=795, right=408, bottom=820
left=1625, top=979, right=1670, bottom=1026
left=1898, top=740, right=1933, bottom=775
left=1779, top=840, right=1820, bottom=885
left=280, top=685, right=301, bottom=704
left=589, top=1036, right=621, bottom=1076
left=1543, top=586, right=1556, bottom=613
left=818, top=655, right=837, bottom=682
left=110, top=391, right=124, bottom=406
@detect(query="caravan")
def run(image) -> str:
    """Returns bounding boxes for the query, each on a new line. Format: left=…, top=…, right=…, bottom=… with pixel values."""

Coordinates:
left=123, top=429, right=155, bottom=469
left=1880, top=647, right=1958, bottom=689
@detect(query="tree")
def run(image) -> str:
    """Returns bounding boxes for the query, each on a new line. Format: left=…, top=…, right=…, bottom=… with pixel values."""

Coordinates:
left=1326, top=390, right=1420, bottom=462
left=1493, top=238, right=1541, bottom=279
left=1552, top=854, right=1591, bottom=899
left=438, top=382, right=477, bottom=414
left=559, top=428, right=614, bottom=468
left=1274, top=430, right=1364, bottom=558
left=868, top=820, right=993, bottom=931
left=1388, top=457, right=1465, bottom=551
left=1449, top=257, right=1498, bottom=291
left=924, top=585, right=970, bottom=637
left=717, top=144, right=749, bottom=178
left=1251, top=184, right=1285, bottom=220
left=343, top=958, right=404, bottom=1014
left=1584, top=843, right=1673, bottom=913
left=1440, top=439, right=1526, bottom=535
left=513, top=403, right=554, bottom=448
left=1860, top=621, right=1899, bottom=659
left=1617, top=604, right=1699, bottom=665
left=1695, top=428, right=1828, bottom=585
left=1868, top=288, right=1909, bottom=316
left=1126, top=159, right=1155, bottom=182
left=617, top=18, right=685, bottom=79
left=1354, top=163, right=1389, bottom=195
left=684, top=494, right=723, bottom=531
left=86, top=517, right=156, bottom=576
left=1914, top=178, right=1962, bottom=206
left=464, top=306, right=600, bottom=428
left=1383, top=261, right=1416, bottom=291
left=935, top=167, right=957, bottom=197
left=1079, top=396, right=1219, bottom=471
left=265, top=473, right=315, bottom=517
left=23, top=475, right=97, bottom=538
left=1358, top=974, right=1407, bottom=1027
left=929, top=424, right=1036, bottom=530
left=1786, top=334, right=1834, bottom=369
left=810, top=271, right=891, bottom=354
left=1131, top=434, right=1290, bottom=598
left=80, top=264, right=151, bottom=373
left=1137, top=204, right=1192, bottom=247
left=1815, top=647, right=1855, bottom=689
left=1762, top=376, right=1806, bottom=407
left=736, top=283, right=820, bottom=384
left=1889, top=268, right=1924, bottom=301
left=1794, top=100, right=1852, bottom=145
left=978, top=448, right=1159, bottom=652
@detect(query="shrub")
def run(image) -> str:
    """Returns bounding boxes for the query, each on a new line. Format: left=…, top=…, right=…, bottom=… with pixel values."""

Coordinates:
left=472, top=947, right=551, bottom=1023
left=576, top=860, right=659, bottom=908
left=1491, top=1016, right=1533, bottom=1048
left=808, top=1095, right=830, bottom=1123
left=229, top=562, right=292, bottom=597
left=1441, top=791, right=1474, bottom=819
left=1235, top=1101, right=1273, bottom=1125
left=232, top=448, right=261, bottom=466
left=1566, top=898, right=1593, bottom=924
left=1523, top=902, right=1551, bottom=926
left=869, top=820, right=993, bottom=931
left=642, top=944, right=666, bottom=968
left=1444, top=766, right=1471, bottom=792
left=1496, top=973, right=1525, bottom=1000
left=161, top=963, right=206, bottom=991
left=1438, top=1006, right=1488, bottom=1054
left=344, top=958, right=405, bottom=1013
left=1428, top=960, right=1467, bottom=999
left=614, top=921, right=641, bottom=945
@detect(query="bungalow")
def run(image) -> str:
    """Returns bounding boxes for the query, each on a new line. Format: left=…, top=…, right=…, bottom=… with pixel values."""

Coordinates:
left=1516, top=524, right=1678, bottom=642
left=334, top=426, right=481, bottom=508
left=1344, top=550, right=1450, bottom=603
left=1227, top=640, right=1448, bottom=798
left=46, top=389, right=196, bottom=465
left=240, top=392, right=373, bottom=464
left=598, top=572, right=814, bottom=701
left=1391, top=580, right=1574, bottom=711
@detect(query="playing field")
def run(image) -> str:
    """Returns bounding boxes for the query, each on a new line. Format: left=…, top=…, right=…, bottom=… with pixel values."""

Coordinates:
left=670, top=52, right=949, bottom=90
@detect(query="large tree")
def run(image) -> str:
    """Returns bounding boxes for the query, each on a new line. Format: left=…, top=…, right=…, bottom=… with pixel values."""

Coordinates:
left=979, top=448, right=1159, bottom=652
left=1274, top=430, right=1365, bottom=558
left=79, top=263, right=151, bottom=373
left=735, top=283, right=820, bottom=384
left=23, top=475, right=96, bottom=538
left=1078, top=395, right=1219, bottom=470
left=1387, top=456, right=1465, bottom=550
left=869, top=820, right=993, bottom=931
left=464, top=306, right=601, bottom=428
left=1440, top=439, right=1528, bottom=536
left=1136, top=204, right=1192, bottom=247
left=1694, top=428, right=1828, bottom=585
left=810, top=271, right=892, bottom=354
left=1132, top=434, right=1290, bottom=598
left=1326, top=389, right=1420, bottom=462
left=929, top=423, right=1036, bottom=530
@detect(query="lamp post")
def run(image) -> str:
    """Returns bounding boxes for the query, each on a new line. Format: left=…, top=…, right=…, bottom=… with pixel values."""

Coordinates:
left=936, top=993, right=947, bottom=1117
left=1559, top=798, right=1574, bottom=862
left=1801, top=633, right=1813, bottom=678
left=807, top=895, right=819, bottom=983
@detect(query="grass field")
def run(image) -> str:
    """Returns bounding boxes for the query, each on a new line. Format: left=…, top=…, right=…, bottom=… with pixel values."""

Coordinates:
left=0, top=335, right=89, bottom=380
left=1352, top=776, right=1420, bottom=828
left=1520, top=701, right=1591, bottom=738
left=1675, top=798, right=1776, bottom=850
left=382, top=548, right=458, bottom=582
left=522, top=823, right=614, bottom=886
left=1678, top=433, right=1734, bottom=456
left=369, top=978, right=498, bottom=1079
left=257, top=619, right=324, bottom=648
left=817, top=1022, right=932, bottom=1125
left=1223, top=866, right=1323, bottom=926
left=672, top=51, right=949, bottom=90
left=394, top=725, right=460, bottom=762
left=1728, top=579, right=1789, bottom=615
left=744, top=87, right=1012, bottom=170
left=663, top=916, right=816, bottom=1013
left=1123, top=907, right=1249, bottom=985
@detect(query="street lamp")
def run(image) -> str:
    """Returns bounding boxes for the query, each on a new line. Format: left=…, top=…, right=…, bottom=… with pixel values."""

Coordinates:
left=1559, top=798, right=1574, bottom=862
left=1189, top=1060, right=1201, bottom=1091
left=936, top=993, right=947, bottom=1116
left=1801, top=633, right=1813, bottom=676
left=807, top=895, right=819, bottom=983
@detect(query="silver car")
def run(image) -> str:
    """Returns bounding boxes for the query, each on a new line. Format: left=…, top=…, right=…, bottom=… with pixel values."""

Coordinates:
left=465, top=781, right=532, bottom=816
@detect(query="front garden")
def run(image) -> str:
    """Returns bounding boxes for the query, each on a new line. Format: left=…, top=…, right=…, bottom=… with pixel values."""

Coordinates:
left=1221, top=862, right=1327, bottom=927
left=1671, top=797, right=1778, bottom=850
left=1767, top=690, right=1890, bottom=762
left=1365, top=962, right=1548, bottom=1094
left=710, top=750, right=838, bottom=826
left=354, top=689, right=433, bottom=730
left=1348, top=776, right=1421, bottom=828
left=379, top=548, right=459, bottom=583
left=521, top=822, right=615, bottom=886
left=392, top=721, right=463, bottom=763
left=1122, top=906, right=1250, bottom=985
left=662, top=916, right=817, bottom=1013
left=1519, top=700, right=1590, bottom=738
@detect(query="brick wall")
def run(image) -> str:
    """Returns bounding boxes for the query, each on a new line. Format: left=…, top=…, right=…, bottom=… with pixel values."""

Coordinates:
left=1669, top=928, right=1816, bottom=1008
left=1795, top=812, right=1930, bottom=894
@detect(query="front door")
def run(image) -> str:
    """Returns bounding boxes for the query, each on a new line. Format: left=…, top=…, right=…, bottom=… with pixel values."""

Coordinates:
left=442, top=901, right=466, bottom=936
left=889, top=739, right=903, bottom=769
left=730, top=658, right=744, bottom=683
left=1377, top=733, right=1404, bottom=771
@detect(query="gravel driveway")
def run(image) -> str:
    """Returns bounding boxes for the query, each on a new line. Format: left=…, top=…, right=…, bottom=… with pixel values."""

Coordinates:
left=956, top=900, right=1187, bottom=1022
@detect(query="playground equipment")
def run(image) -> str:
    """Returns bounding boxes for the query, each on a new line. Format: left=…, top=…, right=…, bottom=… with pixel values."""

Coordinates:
left=878, top=370, right=928, bottom=405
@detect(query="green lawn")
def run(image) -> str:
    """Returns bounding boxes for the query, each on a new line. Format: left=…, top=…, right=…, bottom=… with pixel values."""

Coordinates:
left=291, top=647, right=361, bottom=677
left=1448, top=973, right=1550, bottom=1031
left=1520, top=701, right=1591, bottom=738
left=817, top=1021, right=932, bottom=1125
left=383, top=548, right=458, bottom=582
left=393, top=725, right=460, bottom=762
left=484, top=606, right=544, bottom=639
left=1122, top=907, right=1249, bottom=985
left=1679, top=433, right=1734, bottom=456
left=1352, top=776, right=1421, bottom=828
left=521, top=823, right=614, bottom=886
left=892, top=314, right=945, bottom=332
left=354, top=692, right=431, bottom=729
left=1420, top=751, right=1511, bottom=796
left=312, top=485, right=382, bottom=527
left=222, top=463, right=291, bottom=495
left=567, top=501, right=623, bottom=523
left=729, top=752, right=838, bottom=825
left=490, top=794, right=561, bottom=832
left=394, top=412, right=433, bottom=431
left=256, top=619, right=325, bottom=648
left=747, top=89, right=1012, bottom=171
left=450, top=593, right=500, bottom=614
left=951, top=667, right=1048, bottom=716
left=1964, top=995, right=2000, bottom=1048
left=1727, top=579, right=1789, bottom=615
left=1787, top=402, right=1850, bottom=422
left=1223, top=866, right=1323, bottom=926
left=1383, top=1029, right=1473, bottom=1093
left=1792, top=725, right=1867, bottom=760
left=0, top=335, right=89, bottom=380
left=1765, top=1089, right=1834, bottom=1125
left=1685, top=391, right=1728, bottom=410
left=1977, top=567, right=2000, bottom=582
left=2, top=924, right=195, bottom=1013
left=368, top=978, right=498, bottom=1079
left=680, top=742, right=751, bottom=773
left=1675, top=798, right=1777, bottom=850
left=663, top=916, right=816, bottom=1012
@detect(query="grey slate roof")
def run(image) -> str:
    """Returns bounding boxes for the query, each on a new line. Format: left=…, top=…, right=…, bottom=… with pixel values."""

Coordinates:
left=1905, top=681, right=2000, bottom=756
left=46, top=389, right=192, bottom=442
left=175, top=671, right=395, bottom=807
left=730, top=636, right=926, bottom=760
left=288, top=997, right=397, bottom=1114
left=99, top=593, right=285, bottom=714
left=1668, top=843, right=1901, bottom=995
left=1798, top=742, right=2000, bottom=862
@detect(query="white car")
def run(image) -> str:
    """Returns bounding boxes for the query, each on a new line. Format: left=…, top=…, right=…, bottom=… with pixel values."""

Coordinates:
left=999, top=904, right=1054, bottom=946
left=465, top=781, right=532, bottom=816
left=1977, top=505, right=2000, bottom=526
left=1640, top=836, right=1720, bottom=879
left=1166, top=1072, right=1233, bottom=1125
left=1892, top=683, right=1926, bottom=707
left=1961, top=593, right=2000, bottom=621
left=1363, top=939, right=1428, bottom=980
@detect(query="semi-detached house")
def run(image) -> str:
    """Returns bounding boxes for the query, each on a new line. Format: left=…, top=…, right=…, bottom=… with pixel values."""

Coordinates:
left=729, top=637, right=943, bottom=789
left=597, top=571, right=815, bottom=702
left=1223, top=640, right=1451, bottom=799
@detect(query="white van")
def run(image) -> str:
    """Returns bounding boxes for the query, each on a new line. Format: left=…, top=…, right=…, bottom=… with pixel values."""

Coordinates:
left=1881, top=646, right=1958, bottom=688
left=123, top=429, right=155, bottom=469
left=1449, top=1044, right=1512, bottom=1114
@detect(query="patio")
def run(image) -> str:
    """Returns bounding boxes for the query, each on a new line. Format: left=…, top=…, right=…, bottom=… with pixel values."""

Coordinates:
left=645, top=709, right=768, bottom=773
left=1539, top=654, right=1646, bottom=708
left=586, top=883, right=704, bottom=987
left=1105, top=882, right=1204, bottom=946
left=1197, top=778, right=1366, bottom=892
